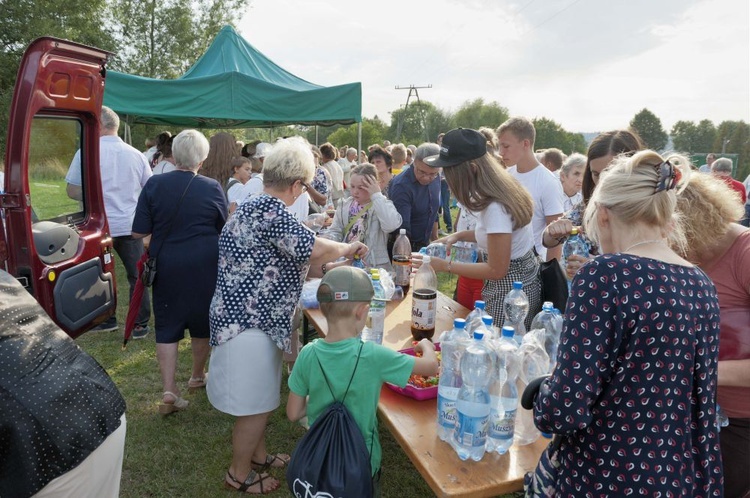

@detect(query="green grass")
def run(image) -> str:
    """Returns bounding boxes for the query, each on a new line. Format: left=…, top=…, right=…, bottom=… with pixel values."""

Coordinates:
left=70, top=207, right=522, bottom=497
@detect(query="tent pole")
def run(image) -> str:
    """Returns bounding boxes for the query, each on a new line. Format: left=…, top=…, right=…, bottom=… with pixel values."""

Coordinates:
left=357, top=122, right=362, bottom=163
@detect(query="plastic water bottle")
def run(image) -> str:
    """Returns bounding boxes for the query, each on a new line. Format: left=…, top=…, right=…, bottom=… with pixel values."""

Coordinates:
left=393, top=229, right=412, bottom=294
left=562, top=227, right=589, bottom=282
left=514, top=332, right=550, bottom=446
left=716, top=404, right=729, bottom=431
left=453, top=331, right=495, bottom=461
left=352, top=254, right=366, bottom=269
left=530, top=301, right=563, bottom=373
left=411, top=255, right=438, bottom=341
left=465, top=300, right=487, bottom=335
left=479, top=315, right=498, bottom=341
left=487, top=326, right=520, bottom=455
left=503, top=281, right=529, bottom=345
left=362, top=269, right=386, bottom=344
left=437, top=318, right=470, bottom=442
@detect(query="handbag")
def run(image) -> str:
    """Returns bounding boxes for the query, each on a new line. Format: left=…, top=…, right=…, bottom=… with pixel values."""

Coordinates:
left=524, top=437, right=562, bottom=497
left=538, top=259, right=569, bottom=312
left=139, top=174, right=196, bottom=287
left=534, top=248, right=569, bottom=312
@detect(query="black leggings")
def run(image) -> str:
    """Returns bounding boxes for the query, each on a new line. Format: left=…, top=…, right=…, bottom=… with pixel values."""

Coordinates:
left=721, top=417, right=750, bottom=498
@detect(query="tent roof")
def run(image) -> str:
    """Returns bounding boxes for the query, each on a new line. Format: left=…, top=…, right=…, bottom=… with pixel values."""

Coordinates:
left=103, top=26, right=361, bottom=128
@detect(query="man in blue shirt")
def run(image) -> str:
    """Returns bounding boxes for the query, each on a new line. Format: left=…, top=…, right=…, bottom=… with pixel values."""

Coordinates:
left=389, top=143, right=441, bottom=251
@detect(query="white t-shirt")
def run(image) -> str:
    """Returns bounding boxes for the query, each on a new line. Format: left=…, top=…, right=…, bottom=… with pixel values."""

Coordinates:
left=508, top=164, right=564, bottom=260
left=322, top=160, right=344, bottom=201
left=66, top=135, right=152, bottom=237
left=152, top=160, right=176, bottom=175
left=226, top=181, right=245, bottom=204
left=237, top=175, right=308, bottom=221
left=472, top=201, right=534, bottom=259
left=744, top=174, right=750, bottom=206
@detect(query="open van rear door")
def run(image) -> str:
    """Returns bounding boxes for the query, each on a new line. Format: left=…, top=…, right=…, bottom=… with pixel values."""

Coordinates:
left=1, top=37, right=117, bottom=338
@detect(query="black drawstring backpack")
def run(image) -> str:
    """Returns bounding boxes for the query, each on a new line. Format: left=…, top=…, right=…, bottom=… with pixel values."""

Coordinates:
left=287, top=341, right=373, bottom=498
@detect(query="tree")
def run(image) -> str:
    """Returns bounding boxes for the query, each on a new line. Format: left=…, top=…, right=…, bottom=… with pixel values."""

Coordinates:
left=107, top=0, right=248, bottom=79
left=388, top=101, right=449, bottom=145
left=0, top=0, right=115, bottom=155
left=532, top=117, right=587, bottom=153
left=629, top=108, right=668, bottom=151
left=326, top=118, right=388, bottom=151
left=453, top=98, right=509, bottom=131
left=671, top=119, right=716, bottom=154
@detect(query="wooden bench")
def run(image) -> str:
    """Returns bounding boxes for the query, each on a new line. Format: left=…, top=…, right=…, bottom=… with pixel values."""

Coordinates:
left=303, top=291, right=547, bottom=498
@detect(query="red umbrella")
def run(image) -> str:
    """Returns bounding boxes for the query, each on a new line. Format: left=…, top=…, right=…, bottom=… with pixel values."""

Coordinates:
left=122, top=251, right=149, bottom=349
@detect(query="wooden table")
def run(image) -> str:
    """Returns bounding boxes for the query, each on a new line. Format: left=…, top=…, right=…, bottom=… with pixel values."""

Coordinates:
left=303, top=292, right=548, bottom=498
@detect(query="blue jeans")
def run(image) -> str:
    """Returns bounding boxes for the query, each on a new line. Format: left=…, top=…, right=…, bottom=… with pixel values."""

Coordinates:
left=112, top=235, right=151, bottom=327
left=440, top=178, right=452, bottom=230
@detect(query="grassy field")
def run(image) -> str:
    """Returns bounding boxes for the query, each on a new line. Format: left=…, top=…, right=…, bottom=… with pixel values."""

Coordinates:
left=67, top=206, right=523, bottom=497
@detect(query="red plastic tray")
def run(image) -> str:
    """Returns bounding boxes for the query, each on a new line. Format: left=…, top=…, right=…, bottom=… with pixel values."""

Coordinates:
left=386, top=343, right=441, bottom=401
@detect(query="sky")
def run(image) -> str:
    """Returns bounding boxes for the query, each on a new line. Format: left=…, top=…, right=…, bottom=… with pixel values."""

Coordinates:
left=237, top=0, right=750, bottom=133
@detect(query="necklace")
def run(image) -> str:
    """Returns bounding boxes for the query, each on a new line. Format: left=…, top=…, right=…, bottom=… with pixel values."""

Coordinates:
left=622, top=238, right=663, bottom=253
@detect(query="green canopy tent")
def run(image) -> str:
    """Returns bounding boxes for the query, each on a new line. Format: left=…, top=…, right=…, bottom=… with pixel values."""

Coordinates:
left=103, top=26, right=362, bottom=130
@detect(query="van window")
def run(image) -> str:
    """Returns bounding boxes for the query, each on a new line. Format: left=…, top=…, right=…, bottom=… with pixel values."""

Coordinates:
left=29, top=117, right=85, bottom=224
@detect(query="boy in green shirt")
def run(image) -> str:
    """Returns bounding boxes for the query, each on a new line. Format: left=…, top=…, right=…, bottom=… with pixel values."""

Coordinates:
left=287, top=267, right=438, bottom=495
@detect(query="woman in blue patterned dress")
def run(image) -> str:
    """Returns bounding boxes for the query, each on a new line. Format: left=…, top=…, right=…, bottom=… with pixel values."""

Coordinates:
left=206, top=137, right=367, bottom=495
left=530, top=150, right=723, bottom=497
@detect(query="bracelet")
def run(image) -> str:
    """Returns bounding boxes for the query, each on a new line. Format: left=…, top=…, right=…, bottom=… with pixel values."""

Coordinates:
left=447, top=260, right=452, bottom=274
left=321, top=262, right=328, bottom=275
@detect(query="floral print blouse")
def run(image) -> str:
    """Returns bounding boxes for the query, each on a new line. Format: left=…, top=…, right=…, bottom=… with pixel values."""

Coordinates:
left=209, top=193, right=315, bottom=352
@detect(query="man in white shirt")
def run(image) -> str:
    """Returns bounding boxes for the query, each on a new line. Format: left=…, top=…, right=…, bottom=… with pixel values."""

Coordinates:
left=698, top=153, right=716, bottom=173
left=337, top=147, right=357, bottom=194
left=498, top=117, right=564, bottom=261
left=66, top=106, right=152, bottom=335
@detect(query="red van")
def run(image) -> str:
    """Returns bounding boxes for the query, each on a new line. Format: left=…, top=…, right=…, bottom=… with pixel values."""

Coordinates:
left=1, top=37, right=117, bottom=338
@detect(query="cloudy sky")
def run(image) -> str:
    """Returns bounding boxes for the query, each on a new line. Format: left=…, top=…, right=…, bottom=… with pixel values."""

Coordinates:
left=237, top=0, right=749, bottom=133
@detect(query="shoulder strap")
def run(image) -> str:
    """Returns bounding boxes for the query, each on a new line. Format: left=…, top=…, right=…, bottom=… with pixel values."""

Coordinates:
left=343, top=202, right=372, bottom=237
left=151, top=173, right=196, bottom=259
left=314, top=341, right=363, bottom=404
left=224, top=177, right=240, bottom=195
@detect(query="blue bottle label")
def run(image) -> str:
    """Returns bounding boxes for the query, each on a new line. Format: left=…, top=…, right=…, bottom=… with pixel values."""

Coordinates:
left=437, top=388, right=459, bottom=429
left=456, top=403, right=490, bottom=447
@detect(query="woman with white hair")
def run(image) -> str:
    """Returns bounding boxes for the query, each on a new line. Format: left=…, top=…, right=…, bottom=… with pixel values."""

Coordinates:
left=132, top=129, right=228, bottom=414
left=559, top=152, right=586, bottom=212
left=207, top=137, right=367, bottom=495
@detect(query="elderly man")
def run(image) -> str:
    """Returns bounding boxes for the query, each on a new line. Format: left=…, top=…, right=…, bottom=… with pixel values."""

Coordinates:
left=712, top=157, right=747, bottom=204
left=389, top=142, right=442, bottom=251
left=338, top=146, right=357, bottom=193
left=66, top=106, right=152, bottom=336
left=699, top=153, right=716, bottom=173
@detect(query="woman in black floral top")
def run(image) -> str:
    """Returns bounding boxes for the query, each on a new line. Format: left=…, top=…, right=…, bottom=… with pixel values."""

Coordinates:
left=207, top=137, right=367, bottom=495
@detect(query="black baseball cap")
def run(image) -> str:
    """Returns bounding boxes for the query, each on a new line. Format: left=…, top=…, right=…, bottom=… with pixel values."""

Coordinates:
left=423, top=128, right=487, bottom=168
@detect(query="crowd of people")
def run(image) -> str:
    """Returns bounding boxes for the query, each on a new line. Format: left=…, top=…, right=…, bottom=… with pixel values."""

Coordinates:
left=7, top=104, right=748, bottom=497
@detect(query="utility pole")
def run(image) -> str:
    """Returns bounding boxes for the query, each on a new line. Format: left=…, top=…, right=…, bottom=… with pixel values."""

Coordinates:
left=395, top=84, right=432, bottom=142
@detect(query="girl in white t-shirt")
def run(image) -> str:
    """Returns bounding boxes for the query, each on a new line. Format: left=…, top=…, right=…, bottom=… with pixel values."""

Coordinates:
left=419, top=128, right=542, bottom=328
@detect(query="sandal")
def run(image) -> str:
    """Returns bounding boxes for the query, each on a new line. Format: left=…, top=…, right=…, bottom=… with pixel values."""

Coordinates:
left=188, top=373, right=207, bottom=392
left=158, top=391, right=188, bottom=415
left=224, top=470, right=278, bottom=494
left=251, top=453, right=290, bottom=472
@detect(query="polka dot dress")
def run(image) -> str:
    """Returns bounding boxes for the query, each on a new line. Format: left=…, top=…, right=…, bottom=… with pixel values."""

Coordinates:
left=209, top=193, right=315, bottom=353
left=0, top=271, right=126, bottom=497
left=533, top=254, right=723, bottom=497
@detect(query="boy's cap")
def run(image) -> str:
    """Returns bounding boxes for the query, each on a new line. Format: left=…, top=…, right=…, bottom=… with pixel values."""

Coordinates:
left=423, top=128, right=487, bottom=168
left=317, top=266, right=374, bottom=303
left=253, top=142, right=272, bottom=158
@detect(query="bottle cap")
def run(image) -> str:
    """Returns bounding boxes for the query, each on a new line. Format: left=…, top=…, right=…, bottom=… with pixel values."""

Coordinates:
left=454, top=318, right=466, bottom=328
left=474, top=300, right=485, bottom=309
left=423, top=255, right=431, bottom=264
left=399, top=228, right=406, bottom=234
left=502, top=325, right=514, bottom=337
left=542, top=301, right=553, bottom=310
left=473, top=331, right=484, bottom=340
left=570, top=227, right=579, bottom=235
left=481, top=315, right=493, bottom=326
left=512, top=281, right=523, bottom=290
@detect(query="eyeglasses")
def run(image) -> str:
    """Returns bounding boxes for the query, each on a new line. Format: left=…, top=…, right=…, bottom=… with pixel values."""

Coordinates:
left=414, top=167, right=439, bottom=180
left=299, top=182, right=309, bottom=193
